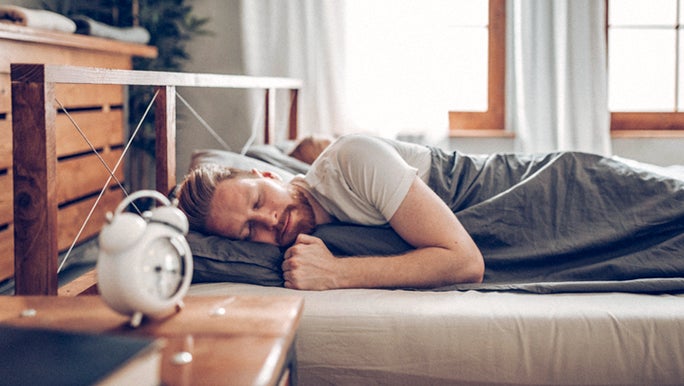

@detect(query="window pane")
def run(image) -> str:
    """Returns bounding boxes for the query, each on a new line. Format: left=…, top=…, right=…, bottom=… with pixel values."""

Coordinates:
left=344, top=0, right=488, bottom=130
left=609, top=0, right=677, bottom=26
left=446, top=0, right=488, bottom=26
left=609, top=29, right=676, bottom=111
left=444, top=27, right=488, bottom=111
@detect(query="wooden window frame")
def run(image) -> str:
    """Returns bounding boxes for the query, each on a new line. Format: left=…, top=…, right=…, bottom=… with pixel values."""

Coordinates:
left=606, top=0, right=684, bottom=133
left=449, top=0, right=684, bottom=137
left=448, top=0, right=506, bottom=135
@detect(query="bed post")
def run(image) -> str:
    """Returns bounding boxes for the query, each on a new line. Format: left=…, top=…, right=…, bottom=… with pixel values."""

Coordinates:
left=11, top=64, right=59, bottom=295
left=264, top=88, right=276, bottom=144
left=289, top=89, right=298, bottom=140
left=155, top=85, right=177, bottom=196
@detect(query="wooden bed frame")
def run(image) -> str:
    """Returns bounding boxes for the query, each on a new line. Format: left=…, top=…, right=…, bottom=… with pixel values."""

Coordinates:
left=10, top=63, right=302, bottom=296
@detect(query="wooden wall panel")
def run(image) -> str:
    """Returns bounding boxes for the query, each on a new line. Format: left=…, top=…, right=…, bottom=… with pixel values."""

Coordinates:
left=6, top=73, right=127, bottom=112
left=2, top=25, right=156, bottom=294
left=56, top=149, right=125, bottom=204
left=0, top=173, right=12, bottom=225
left=0, top=119, right=10, bottom=169
left=56, top=109, right=124, bottom=157
left=57, top=188, right=123, bottom=250
left=0, top=73, right=8, bottom=113
left=0, top=224, right=13, bottom=281
left=55, top=84, right=124, bottom=109
left=0, top=40, right=131, bottom=72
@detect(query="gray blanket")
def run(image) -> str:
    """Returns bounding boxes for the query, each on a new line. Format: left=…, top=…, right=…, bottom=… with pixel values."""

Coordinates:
left=426, top=149, right=684, bottom=293
left=316, top=150, right=684, bottom=293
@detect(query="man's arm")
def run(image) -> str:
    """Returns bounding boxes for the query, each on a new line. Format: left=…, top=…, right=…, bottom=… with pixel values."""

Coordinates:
left=282, top=176, right=484, bottom=290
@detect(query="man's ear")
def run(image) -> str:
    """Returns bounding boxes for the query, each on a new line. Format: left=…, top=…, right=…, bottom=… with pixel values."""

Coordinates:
left=250, top=169, right=282, bottom=181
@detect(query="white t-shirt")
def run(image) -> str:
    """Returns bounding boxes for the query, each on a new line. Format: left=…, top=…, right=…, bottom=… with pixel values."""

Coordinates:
left=293, top=135, right=432, bottom=225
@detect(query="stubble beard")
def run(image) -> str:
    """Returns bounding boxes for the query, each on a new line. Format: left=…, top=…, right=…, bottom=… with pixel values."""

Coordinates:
left=277, top=185, right=316, bottom=247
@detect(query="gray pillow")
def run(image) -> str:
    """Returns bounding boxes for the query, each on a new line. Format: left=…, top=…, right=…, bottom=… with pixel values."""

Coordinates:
left=246, top=144, right=310, bottom=175
left=188, top=231, right=284, bottom=286
left=313, top=224, right=412, bottom=256
left=189, top=224, right=412, bottom=286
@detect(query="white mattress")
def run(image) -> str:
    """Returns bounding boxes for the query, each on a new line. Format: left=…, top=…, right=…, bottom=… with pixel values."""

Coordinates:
left=189, top=283, right=684, bottom=385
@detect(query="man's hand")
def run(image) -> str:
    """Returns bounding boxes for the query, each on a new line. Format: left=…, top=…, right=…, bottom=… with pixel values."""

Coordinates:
left=282, top=234, right=341, bottom=290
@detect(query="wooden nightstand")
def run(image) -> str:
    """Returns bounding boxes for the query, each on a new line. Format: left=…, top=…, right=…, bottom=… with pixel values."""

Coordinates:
left=0, top=295, right=303, bottom=386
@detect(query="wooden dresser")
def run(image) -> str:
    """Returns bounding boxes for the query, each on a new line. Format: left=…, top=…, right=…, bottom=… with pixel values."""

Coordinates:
left=0, top=24, right=156, bottom=284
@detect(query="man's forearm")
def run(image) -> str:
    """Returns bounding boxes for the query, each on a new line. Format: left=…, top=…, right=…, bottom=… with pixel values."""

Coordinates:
left=332, top=246, right=483, bottom=289
left=282, top=234, right=483, bottom=290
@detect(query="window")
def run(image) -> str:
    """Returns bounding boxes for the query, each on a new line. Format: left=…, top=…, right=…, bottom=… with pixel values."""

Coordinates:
left=449, top=0, right=684, bottom=135
left=608, top=0, right=684, bottom=132
left=448, top=0, right=506, bottom=134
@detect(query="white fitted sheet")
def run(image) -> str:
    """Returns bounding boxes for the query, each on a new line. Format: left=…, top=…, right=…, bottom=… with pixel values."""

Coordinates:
left=189, top=283, right=684, bottom=385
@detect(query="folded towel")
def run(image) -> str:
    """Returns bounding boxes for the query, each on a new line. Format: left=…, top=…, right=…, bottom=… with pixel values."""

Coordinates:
left=73, top=16, right=150, bottom=44
left=0, top=5, right=76, bottom=33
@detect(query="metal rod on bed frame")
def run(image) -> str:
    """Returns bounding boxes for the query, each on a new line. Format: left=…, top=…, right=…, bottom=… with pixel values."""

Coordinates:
left=10, top=63, right=302, bottom=295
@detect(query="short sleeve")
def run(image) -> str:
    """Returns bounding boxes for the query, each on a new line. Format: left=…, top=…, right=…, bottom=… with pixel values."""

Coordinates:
left=305, top=135, right=418, bottom=224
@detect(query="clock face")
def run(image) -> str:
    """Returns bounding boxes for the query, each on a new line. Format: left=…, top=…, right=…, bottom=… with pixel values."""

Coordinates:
left=140, top=236, right=188, bottom=300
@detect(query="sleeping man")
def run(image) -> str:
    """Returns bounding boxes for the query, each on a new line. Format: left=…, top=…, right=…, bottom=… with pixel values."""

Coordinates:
left=177, top=134, right=684, bottom=291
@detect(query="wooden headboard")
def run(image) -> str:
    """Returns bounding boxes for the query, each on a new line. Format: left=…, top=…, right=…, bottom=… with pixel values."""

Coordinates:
left=11, top=63, right=302, bottom=295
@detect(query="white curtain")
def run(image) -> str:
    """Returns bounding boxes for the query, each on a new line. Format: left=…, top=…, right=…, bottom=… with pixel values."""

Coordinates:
left=240, top=0, right=346, bottom=139
left=508, top=0, right=612, bottom=155
left=240, top=0, right=453, bottom=141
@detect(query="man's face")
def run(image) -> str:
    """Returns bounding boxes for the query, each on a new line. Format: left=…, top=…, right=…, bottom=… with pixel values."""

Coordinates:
left=205, top=172, right=316, bottom=247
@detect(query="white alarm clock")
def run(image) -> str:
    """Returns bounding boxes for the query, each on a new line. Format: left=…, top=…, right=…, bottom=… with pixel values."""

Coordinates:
left=97, top=190, right=193, bottom=327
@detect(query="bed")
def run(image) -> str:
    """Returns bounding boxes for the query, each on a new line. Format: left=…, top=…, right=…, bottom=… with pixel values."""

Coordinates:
left=185, top=139, right=684, bottom=385
left=190, top=282, right=684, bottom=385
left=10, top=64, right=684, bottom=385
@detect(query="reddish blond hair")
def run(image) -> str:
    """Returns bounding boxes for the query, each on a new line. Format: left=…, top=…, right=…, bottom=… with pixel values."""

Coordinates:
left=176, top=164, right=255, bottom=233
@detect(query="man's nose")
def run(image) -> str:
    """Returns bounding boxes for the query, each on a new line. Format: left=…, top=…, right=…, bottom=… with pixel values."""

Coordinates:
left=254, top=209, right=278, bottom=227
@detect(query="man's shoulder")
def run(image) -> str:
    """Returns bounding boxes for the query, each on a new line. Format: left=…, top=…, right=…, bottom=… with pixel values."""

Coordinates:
left=333, top=134, right=386, bottom=151
left=327, top=135, right=400, bottom=163
left=308, top=135, right=376, bottom=170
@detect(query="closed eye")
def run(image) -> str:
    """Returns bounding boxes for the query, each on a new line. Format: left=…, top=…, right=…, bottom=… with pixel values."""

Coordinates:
left=253, top=189, right=262, bottom=209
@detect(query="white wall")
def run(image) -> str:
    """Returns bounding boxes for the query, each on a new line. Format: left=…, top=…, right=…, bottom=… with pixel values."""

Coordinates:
left=442, top=137, right=683, bottom=166
left=611, top=138, right=684, bottom=166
